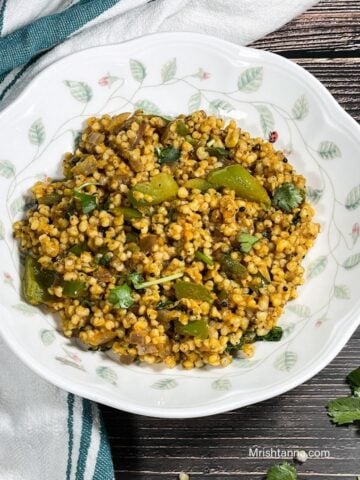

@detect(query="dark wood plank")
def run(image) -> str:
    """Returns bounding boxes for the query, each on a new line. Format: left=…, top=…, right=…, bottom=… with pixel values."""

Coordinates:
left=293, top=58, right=360, bottom=122
left=101, top=328, right=360, bottom=479
left=252, top=1, right=360, bottom=55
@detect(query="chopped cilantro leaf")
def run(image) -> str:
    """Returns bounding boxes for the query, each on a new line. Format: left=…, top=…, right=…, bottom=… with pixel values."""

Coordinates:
left=108, top=284, right=134, bottom=309
left=272, top=183, right=303, bottom=213
left=266, top=461, right=297, bottom=480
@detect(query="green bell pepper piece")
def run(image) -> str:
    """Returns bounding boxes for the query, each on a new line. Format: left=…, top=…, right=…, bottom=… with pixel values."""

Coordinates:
left=220, top=254, right=247, bottom=280
left=207, top=164, right=271, bottom=206
left=38, top=193, right=62, bottom=206
left=185, top=178, right=214, bottom=192
left=110, top=206, right=142, bottom=219
left=175, top=319, right=209, bottom=339
left=23, top=256, right=54, bottom=304
left=62, top=280, right=87, bottom=298
left=175, top=281, right=213, bottom=303
left=128, top=173, right=179, bottom=207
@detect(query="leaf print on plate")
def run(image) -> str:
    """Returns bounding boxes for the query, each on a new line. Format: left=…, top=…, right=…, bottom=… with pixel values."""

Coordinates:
left=0, top=219, right=4, bottom=240
left=255, top=105, right=275, bottom=137
left=233, top=359, right=261, bottom=369
left=13, top=302, right=38, bottom=315
left=343, top=253, right=360, bottom=270
left=0, top=160, right=15, bottom=178
left=10, top=196, right=25, bottom=217
left=129, top=59, right=146, bottom=82
left=208, top=99, right=233, bottom=116
left=292, top=94, right=309, bottom=120
left=307, top=255, right=327, bottom=279
left=151, top=378, right=178, bottom=390
left=334, top=285, right=350, bottom=299
left=56, top=356, right=85, bottom=371
left=318, top=141, right=341, bottom=160
left=161, top=58, right=177, bottom=83
left=134, top=99, right=161, bottom=115
left=306, top=187, right=323, bottom=204
left=345, top=185, right=360, bottom=211
left=287, top=304, right=311, bottom=318
left=28, top=118, right=45, bottom=145
left=211, top=378, right=232, bottom=391
left=274, top=351, right=298, bottom=372
left=188, top=92, right=202, bottom=113
left=40, top=329, right=56, bottom=346
left=63, top=80, right=92, bottom=103
left=282, top=322, right=296, bottom=337
left=237, top=66, right=263, bottom=93
left=96, top=366, right=117, bottom=386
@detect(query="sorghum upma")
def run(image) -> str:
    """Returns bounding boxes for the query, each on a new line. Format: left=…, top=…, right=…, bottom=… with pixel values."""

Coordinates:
left=13, top=110, right=319, bottom=369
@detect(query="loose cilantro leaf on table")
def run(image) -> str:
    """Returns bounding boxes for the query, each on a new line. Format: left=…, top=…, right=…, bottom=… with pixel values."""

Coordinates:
left=266, top=461, right=297, bottom=480
left=327, top=397, right=360, bottom=425
left=347, top=367, right=360, bottom=397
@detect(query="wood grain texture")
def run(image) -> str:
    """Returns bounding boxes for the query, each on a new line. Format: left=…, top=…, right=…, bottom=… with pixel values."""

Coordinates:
left=102, top=329, right=360, bottom=479
left=292, top=58, right=360, bottom=122
left=252, top=1, right=360, bottom=55
left=100, top=1, right=360, bottom=478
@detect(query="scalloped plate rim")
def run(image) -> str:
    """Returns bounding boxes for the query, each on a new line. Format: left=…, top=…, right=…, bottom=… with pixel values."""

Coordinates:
left=0, top=32, right=359, bottom=418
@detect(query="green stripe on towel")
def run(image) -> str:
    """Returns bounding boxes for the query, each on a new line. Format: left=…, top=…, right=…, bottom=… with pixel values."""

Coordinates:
left=0, top=0, right=119, bottom=76
left=93, top=411, right=114, bottom=479
left=75, top=398, right=93, bottom=480
left=66, top=393, right=75, bottom=480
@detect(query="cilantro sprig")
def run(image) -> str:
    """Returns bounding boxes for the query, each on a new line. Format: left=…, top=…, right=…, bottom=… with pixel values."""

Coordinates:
left=327, top=397, right=360, bottom=425
left=347, top=366, right=360, bottom=397
left=108, top=284, right=134, bottom=309
left=272, top=183, right=303, bottom=213
left=266, top=461, right=297, bottom=480
left=237, top=232, right=259, bottom=253
left=327, top=366, right=360, bottom=425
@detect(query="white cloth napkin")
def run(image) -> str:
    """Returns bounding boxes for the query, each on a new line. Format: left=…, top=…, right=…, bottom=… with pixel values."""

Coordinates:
left=0, top=1, right=318, bottom=479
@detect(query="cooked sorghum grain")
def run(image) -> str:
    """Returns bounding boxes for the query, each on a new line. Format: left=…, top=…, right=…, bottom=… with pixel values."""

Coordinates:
left=13, top=110, right=319, bottom=369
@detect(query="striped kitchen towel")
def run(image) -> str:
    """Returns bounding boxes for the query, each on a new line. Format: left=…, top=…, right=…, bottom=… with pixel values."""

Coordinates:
left=0, top=1, right=318, bottom=479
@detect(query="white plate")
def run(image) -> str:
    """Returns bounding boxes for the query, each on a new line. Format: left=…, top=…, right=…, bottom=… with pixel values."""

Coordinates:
left=0, top=33, right=359, bottom=418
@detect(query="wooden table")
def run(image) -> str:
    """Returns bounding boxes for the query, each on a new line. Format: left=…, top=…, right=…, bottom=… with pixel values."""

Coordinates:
left=100, top=1, right=360, bottom=477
